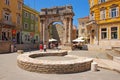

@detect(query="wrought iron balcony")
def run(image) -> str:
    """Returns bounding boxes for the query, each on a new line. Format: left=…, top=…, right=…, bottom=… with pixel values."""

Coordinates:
left=0, top=19, right=15, bottom=27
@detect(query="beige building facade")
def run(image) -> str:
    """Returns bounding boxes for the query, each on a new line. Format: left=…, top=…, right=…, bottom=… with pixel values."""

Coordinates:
left=78, top=17, right=89, bottom=38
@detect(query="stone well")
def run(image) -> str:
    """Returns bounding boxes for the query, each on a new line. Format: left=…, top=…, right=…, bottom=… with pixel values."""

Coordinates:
left=17, top=51, right=93, bottom=74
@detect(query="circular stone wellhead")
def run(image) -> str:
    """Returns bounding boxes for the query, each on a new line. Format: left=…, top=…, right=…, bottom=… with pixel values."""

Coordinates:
left=17, top=51, right=93, bottom=74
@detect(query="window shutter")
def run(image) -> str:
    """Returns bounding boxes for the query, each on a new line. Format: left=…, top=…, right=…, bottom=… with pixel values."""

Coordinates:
left=116, top=7, right=119, bottom=17
left=104, top=10, right=106, bottom=19
left=93, top=13, right=95, bottom=20
left=100, top=11, right=102, bottom=20
left=109, top=9, right=111, bottom=18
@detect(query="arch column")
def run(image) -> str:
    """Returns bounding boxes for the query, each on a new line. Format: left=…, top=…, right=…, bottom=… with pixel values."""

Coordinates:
left=40, top=20, right=43, bottom=42
left=63, top=18, right=68, bottom=44
left=68, top=18, right=73, bottom=43
left=42, top=20, right=46, bottom=44
left=61, top=17, right=73, bottom=50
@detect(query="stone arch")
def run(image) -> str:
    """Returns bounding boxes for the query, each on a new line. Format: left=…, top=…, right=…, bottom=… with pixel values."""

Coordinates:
left=40, top=5, right=74, bottom=50
left=48, top=22, right=65, bottom=44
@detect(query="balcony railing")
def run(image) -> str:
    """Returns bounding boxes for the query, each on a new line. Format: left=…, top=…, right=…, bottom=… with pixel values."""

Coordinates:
left=0, top=19, right=15, bottom=27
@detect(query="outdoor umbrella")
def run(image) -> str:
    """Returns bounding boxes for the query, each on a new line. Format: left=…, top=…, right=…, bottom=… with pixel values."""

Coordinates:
left=49, top=38, right=57, bottom=42
left=72, top=37, right=85, bottom=42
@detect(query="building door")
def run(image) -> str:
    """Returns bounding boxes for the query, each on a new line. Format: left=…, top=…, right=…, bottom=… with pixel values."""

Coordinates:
left=17, top=32, right=20, bottom=44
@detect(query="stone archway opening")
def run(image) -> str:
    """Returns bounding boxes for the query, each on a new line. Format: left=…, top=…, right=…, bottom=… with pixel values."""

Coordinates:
left=48, top=22, right=64, bottom=45
left=40, top=5, right=74, bottom=50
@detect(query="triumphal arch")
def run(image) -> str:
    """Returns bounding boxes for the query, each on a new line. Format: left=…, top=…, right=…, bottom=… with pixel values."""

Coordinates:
left=39, top=5, right=74, bottom=50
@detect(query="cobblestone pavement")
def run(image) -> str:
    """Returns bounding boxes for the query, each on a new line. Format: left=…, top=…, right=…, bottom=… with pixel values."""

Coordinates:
left=0, top=50, right=120, bottom=80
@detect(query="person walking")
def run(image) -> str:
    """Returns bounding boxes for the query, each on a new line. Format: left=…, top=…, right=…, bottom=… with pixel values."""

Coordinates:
left=43, top=44, right=47, bottom=52
left=39, top=44, right=43, bottom=51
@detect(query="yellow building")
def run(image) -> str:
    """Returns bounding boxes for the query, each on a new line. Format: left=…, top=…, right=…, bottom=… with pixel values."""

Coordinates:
left=87, top=0, right=120, bottom=50
left=0, top=0, right=23, bottom=43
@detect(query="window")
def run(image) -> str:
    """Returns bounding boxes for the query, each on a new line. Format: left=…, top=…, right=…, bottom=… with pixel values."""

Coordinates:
left=2, top=29, right=11, bottom=41
left=100, top=10, right=106, bottom=20
left=25, top=35, right=30, bottom=41
left=101, top=28, right=107, bottom=39
left=111, top=27, right=117, bottom=39
left=5, top=0, right=10, bottom=5
left=31, top=14, right=34, bottom=20
left=4, top=13, right=10, bottom=21
left=91, top=0, right=94, bottom=7
left=18, top=2, right=21, bottom=10
left=35, top=17, right=38, bottom=22
left=24, top=23, right=28, bottom=29
left=35, top=25, right=38, bottom=32
left=17, top=14, right=20, bottom=24
left=36, top=36, right=38, bottom=41
left=90, top=13, right=95, bottom=20
left=24, top=11, right=29, bottom=18
left=99, top=0, right=106, bottom=3
left=31, top=24, right=34, bottom=30
left=81, top=29, right=85, bottom=34
left=109, top=7, right=119, bottom=18
left=81, top=22, right=84, bottom=27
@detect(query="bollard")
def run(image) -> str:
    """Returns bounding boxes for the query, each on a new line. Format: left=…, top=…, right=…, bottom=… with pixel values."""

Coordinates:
left=11, top=45, right=14, bottom=53
left=91, top=62, right=98, bottom=71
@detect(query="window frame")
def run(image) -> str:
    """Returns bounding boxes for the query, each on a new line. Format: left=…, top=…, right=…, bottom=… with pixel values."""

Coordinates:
left=101, top=28, right=107, bottom=39
left=24, top=11, right=29, bottom=18
left=18, top=1, right=21, bottom=10
left=99, top=0, right=107, bottom=4
left=109, top=7, right=119, bottom=18
left=5, top=0, right=10, bottom=5
left=30, top=24, right=34, bottom=30
left=100, top=9, right=106, bottom=20
left=31, top=14, right=35, bottom=20
left=4, top=13, right=10, bottom=21
left=90, top=12, right=95, bottom=20
left=24, top=23, right=29, bottom=29
left=111, top=27, right=118, bottom=39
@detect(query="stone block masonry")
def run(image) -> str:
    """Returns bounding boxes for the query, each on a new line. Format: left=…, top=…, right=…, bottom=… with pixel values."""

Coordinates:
left=17, top=51, right=93, bottom=74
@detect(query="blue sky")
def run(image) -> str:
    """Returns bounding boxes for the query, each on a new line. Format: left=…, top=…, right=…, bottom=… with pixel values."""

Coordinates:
left=24, top=0, right=89, bottom=27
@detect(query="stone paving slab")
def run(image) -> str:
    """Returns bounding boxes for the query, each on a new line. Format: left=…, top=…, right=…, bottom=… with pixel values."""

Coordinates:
left=0, top=50, right=120, bottom=80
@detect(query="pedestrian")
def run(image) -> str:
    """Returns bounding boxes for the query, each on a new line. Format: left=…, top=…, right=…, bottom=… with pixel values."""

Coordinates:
left=39, top=44, right=43, bottom=51
left=43, top=44, right=47, bottom=52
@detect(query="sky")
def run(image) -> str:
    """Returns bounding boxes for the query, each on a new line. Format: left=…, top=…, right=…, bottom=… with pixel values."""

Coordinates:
left=24, top=0, right=90, bottom=28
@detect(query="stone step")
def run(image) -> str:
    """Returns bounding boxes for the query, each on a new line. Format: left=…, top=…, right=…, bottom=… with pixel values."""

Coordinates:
left=106, top=50, right=120, bottom=63
left=96, top=52, right=109, bottom=59
left=94, top=58, right=120, bottom=73
left=106, top=51, right=120, bottom=59
left=114, top=49, right=120, bottom=54
left=113, top=57, right=120, bottom=64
